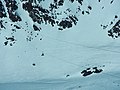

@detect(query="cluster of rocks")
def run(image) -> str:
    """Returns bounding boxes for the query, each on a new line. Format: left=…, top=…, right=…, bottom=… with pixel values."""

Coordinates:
left=0, top=20, right=5, bottom=29
left=22, top=0, right=81, bottom=30
left=0, top=1, right=6, bottom=18
left=22, top=1, right=55, bottom=29
left=108, top=20, right=120, bottom=38
left=4, top=0, right=22, bottom=22
left=69, top=0, right=83, bottom=5
left=81, top=67, right=103, bottom=77
left=58, top=15, right=78, bottom=30
left=101, top=15, right=119, bottom=39
left=0, top=0, right=93, bottom=32
left=4, top=36, right=16, bottom=46
left=1, top=0, right=118, bottom=46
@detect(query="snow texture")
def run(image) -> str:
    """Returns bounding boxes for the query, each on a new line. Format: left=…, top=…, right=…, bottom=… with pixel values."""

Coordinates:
left=0, top=0, right=120, bottom=90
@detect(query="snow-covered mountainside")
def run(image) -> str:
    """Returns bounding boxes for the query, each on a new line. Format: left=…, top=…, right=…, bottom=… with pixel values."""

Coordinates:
left=0, top=0, right=120, bottom=90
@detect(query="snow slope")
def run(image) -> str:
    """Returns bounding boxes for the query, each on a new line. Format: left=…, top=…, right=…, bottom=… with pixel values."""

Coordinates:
left=0, top=0, right=120, bottom=90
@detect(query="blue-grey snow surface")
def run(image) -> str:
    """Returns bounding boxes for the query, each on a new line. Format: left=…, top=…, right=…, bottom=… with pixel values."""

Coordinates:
left=0, top=0, right=120, bottom=90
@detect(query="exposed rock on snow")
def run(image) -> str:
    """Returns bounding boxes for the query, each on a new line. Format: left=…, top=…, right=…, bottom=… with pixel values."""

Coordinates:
left=81, top=67, right=103, bottom=77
